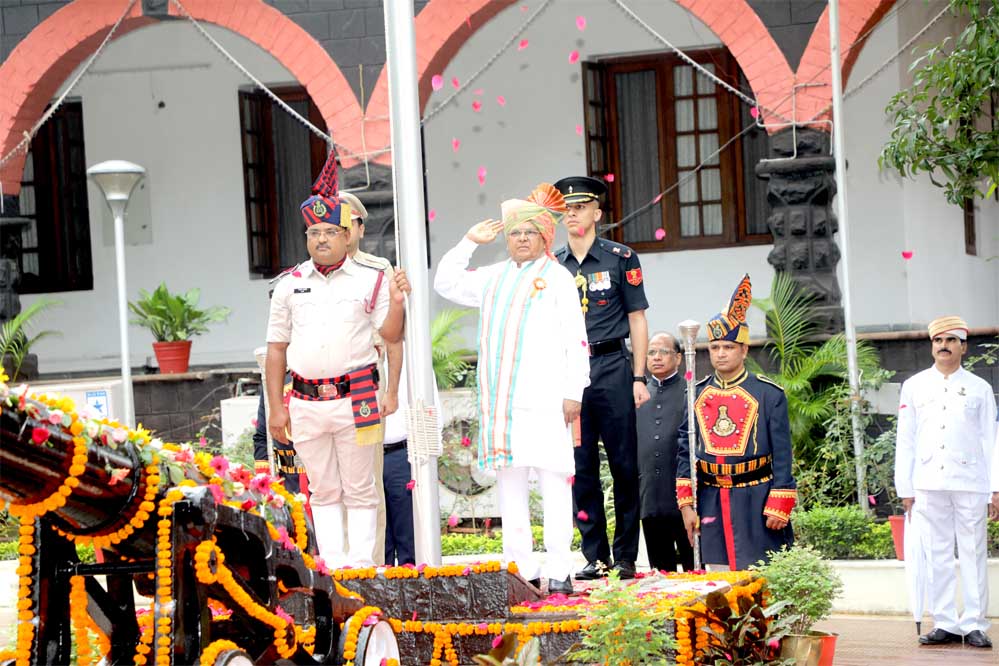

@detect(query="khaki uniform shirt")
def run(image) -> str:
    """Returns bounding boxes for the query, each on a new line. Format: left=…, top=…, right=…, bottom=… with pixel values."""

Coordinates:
left=266, top=257, right=389, bottom=379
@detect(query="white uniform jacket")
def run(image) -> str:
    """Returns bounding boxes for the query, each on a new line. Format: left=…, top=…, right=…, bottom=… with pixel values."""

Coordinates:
left=434, top=237, right=590, bottom=474
left=894, top=366, right=998, bottom=497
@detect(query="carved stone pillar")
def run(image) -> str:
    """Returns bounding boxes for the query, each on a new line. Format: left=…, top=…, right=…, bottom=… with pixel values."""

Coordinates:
left=755, top=128, right=844, bottom=332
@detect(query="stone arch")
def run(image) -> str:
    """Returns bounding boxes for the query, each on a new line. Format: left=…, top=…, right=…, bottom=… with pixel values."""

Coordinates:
left=0, top=0, right=360, bottom=193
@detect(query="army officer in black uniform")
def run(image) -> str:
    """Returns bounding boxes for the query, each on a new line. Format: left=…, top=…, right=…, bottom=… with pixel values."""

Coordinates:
left=553, top=176, right=649, bottom=580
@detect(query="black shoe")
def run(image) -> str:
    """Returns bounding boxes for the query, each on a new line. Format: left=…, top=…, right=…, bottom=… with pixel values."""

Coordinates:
left=574, top=561, right=608, bottom=581
left=965, top=630, right=993, bottom=649
left=918, top=628, right=963, bottom=645
left=611, top=560, right=636, bottom=580
left=527, top=578, right=541, bottom=590
left=548, top=576, right=573, bottom=595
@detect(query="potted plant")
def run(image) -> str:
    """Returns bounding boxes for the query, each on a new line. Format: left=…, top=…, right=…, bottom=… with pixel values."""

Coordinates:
left=0, top=298, right=60, bottom=381
left=128, top=283, right=230, bottom=374
left=751, top=544, right=843, bottom=666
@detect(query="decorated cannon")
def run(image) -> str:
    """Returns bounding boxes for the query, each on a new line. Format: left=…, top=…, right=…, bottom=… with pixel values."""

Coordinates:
left=0, top=382, right=400, bottom=666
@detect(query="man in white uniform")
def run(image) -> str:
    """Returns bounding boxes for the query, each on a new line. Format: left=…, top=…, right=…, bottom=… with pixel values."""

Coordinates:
left=435, top=183, right=589, bottom=594
left=894, top=315, right=998, bottom=648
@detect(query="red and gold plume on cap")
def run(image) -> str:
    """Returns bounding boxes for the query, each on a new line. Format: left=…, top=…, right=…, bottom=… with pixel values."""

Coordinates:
left=707, top=274, right=752, bottom=343
left=300, top=147, right=352, bottom=228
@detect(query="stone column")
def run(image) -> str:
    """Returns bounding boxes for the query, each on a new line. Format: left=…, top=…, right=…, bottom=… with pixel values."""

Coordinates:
left=755, top=127, right=844, bottom=333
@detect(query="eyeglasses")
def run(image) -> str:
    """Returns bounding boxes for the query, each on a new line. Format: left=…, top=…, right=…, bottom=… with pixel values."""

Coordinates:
left=648, top=348, right=680, bottom=357
left=306, top=228, right=344, bottom=240
left=508, top=229, right=541, bottom=240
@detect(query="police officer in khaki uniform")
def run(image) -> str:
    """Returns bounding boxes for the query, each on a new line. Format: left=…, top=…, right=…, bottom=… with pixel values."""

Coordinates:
left=342, top=190, right=402, bottom=566
left=266, top=156, right=410, bottom=569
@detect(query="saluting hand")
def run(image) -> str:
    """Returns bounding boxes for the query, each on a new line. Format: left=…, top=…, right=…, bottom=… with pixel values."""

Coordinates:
left=466, top=219, right=505, bottom=244
left=389, top=268, right=411, bottom=304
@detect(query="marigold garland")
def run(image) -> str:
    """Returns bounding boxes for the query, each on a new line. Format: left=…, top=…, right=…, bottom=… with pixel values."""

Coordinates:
left=153, top=490, right=184, bottom=666
left=69, top=575, right=110, bottom=666
left=12, top=517, right=36, bottom=666
left=6, top=434, right=87, bottom=521
left=199, top=639, right=241, bottom=666
left=342, top=606, right=383, bottom=666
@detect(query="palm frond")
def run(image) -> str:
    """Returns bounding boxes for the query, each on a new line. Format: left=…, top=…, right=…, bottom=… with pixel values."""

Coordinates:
left=754, top=272, right=818, bottom=369
left=0, top=298, right=61, bottom=380
left=431, top=308, right=475, bottom=389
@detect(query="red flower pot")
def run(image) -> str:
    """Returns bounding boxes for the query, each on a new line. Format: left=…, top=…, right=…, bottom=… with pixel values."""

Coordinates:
left=818, top=632, right=838, bottom=666
left=152, top=340, right=192, bottom=374
left=888, top=514, right=905, bottom=560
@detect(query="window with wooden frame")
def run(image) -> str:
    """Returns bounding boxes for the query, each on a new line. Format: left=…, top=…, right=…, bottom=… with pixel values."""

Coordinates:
left=583, top=49, right=770, bottom=252
left=238, top=86, right=329, bottom=277
left=8, top=101, right=93, bottom=294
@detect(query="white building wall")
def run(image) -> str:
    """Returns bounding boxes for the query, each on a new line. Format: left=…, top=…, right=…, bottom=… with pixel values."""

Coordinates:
left=21, top=22, right=297, bottom=372
left=18, top=0, right=997, bottom=375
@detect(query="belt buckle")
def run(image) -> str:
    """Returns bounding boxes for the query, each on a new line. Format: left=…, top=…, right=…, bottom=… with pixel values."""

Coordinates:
left=716, top=475, right=733, bottom=488
left=317, top=383, right=338, bottom=399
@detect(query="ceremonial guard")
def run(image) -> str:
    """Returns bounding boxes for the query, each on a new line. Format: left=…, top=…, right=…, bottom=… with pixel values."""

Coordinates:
left=266, top=152, right=409, bottom=569
left=637, top=332, right=694, bottom=572
left=894, top=316, right=997, bottom=648
left=553, top=176, right=649, bottom=580
left=435, top=184, right=590, bottom=594
left=677, top=275, right=796, bottom=570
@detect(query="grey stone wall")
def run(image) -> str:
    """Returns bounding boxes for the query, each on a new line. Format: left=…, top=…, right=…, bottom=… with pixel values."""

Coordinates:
left=0, top=0, right=72, bottom=61
left=134, top=370, right=257, bottom=443
left=747, top=0, right=826, bottom=71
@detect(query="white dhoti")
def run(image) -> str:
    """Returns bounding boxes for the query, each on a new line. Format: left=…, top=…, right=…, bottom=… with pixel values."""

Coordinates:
left=497, top=466, right=574, bottom=582
left=914, top=489, right=990, bottom=635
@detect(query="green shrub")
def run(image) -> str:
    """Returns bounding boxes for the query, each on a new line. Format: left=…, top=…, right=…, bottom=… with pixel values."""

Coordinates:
left=751, top=545, right=843, bottom=635
left=0, top=541, right=95, bottom=562
left=854, top=521, right=895, bottom=560
left=440, top=526, right=582, bottom=556
left=989, top=521, right=999, bottom=558
left=794, top=506, right=872, bottom=559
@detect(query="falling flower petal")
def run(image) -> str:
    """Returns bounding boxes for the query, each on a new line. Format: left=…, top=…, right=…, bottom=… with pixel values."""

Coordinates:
left=701, top=516, right=717, bottom=524
left=406, top=479, right=416, bottom=490
left=580, top=340, right=587, bottom=347
left=492, top=635, right=504, bottom=649
left=576, top=510, right=589, bottom=521
left=428, top=209, right=437, bottom=222
left=575, top=124, right=583, bottom=136
left=518, top=39, right=529, bottom=51
left=451, top=137, right=461, bottom=152
left=653, top=192, right=664, bottom=204
left=750, top=106, right=760, bottom=119
left=451, top=76, right=460, bottom=89
left=466, top=15, right=471, bottom=29
left=108, top=467, right=130, bottom=486
left=568, top=50, right=580, bottom=64
left=461, top=435, right=471, bottom=447
left=496, top=95, right=506, bottom=107
left=431, top=74, right=443, bottom=91
left=292, top=270, right=302, bottom=278
left=473, top=88, right=484, bottom=95
left=477, top=166, right=487, bottom=186
left=603, top=173, right=615, bottom=182
left=576, top=15, right=587, bottom=31
left=250, top=418, right=258, bottom=428
left=199, top=436, right=208, bottom=447
left=900, top=404, right=907, bottom=409
left=568, top=475, right=575, bottom=486
left=767, top=638, right=781, bottom=649
left=901, top=250, right=913, bottom=260
left=575, top=226, right=585, bottom=236
left=472, top=100, right=482, bottom=112
left=447, top=514, right=460, bottom=527
left=868, top=494, right=877, bottom=505
left=654, top=228, right=666, bottom=241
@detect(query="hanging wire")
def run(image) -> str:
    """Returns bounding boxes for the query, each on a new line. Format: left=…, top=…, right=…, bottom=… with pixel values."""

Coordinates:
left=0, top=0, right=138, bottom=173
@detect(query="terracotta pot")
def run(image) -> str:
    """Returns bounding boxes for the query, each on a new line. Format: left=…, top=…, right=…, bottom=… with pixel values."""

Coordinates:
left=888, top=514, right=905, bottom=560
left=152, top=340, right=192, bottom=374
left=781, top=631, right=836, bottom=666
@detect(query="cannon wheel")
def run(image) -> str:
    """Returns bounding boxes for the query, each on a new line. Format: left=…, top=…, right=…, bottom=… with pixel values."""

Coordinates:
left=337, top=618, right=400, bottom=666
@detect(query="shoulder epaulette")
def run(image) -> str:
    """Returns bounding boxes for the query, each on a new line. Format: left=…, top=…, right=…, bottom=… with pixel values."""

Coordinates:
left=353, top=251, right=391, bottom=272
left=757, top=374, right=785, bottom=391
left=553, top=245, right=568, bottom=259
left=696, top=375, right=712, bottom=386
left=269, top=264, right=300, bottom=285
left=600, top=239, right=633, bottom=259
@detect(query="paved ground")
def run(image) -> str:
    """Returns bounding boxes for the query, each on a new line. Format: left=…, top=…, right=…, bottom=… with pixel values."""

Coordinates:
left=816, top=615, right=997, bottom=665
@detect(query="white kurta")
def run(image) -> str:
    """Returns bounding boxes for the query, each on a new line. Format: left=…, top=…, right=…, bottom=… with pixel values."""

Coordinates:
left=434, top=237, right=590, bottom=475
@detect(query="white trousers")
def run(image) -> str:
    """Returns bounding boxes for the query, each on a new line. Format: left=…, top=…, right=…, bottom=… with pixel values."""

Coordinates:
left=914, top=489, right=990, bottom=634
left=496, top=466, right=573, bottom=582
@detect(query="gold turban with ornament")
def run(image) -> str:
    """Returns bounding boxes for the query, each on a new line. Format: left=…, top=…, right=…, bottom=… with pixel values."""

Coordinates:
left=501, top=183, right=568, bottom=257
left=928, top=315, right=968, bottom=341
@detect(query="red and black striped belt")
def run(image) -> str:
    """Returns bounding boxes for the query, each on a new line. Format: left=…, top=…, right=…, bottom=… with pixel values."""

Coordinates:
left=290, top=366, right=380, bottom=401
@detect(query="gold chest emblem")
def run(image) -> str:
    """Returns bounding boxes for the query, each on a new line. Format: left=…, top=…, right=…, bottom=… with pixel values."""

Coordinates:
left=711, top=405, right=738, bottom=437
left=359, top=401, right=372, bottom=418
left=312, top=199, right=328, bottom=217
left=695, top=385, right=759, bottom=457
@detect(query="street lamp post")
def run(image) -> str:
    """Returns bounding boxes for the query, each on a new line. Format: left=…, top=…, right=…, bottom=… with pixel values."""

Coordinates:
left=87, top=160, right=146, bottom=427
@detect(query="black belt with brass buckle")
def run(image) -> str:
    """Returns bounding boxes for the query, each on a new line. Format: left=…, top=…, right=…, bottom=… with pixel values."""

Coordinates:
left=700, top=463, right=773, bottom=488
left=589, top=338, right=626, bottom=357
left=292, top=374, right=351, bottom=399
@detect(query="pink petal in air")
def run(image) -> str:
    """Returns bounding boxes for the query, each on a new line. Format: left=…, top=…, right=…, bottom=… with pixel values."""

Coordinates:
left=868, top=494, right=877, bottom=505
left=568, top=475, right=575, bottom=486
left=603, top=173, right=615, bottom=182
left=575, top=124, right=583, bottom=136
left=653, top=192, right=664, bottom=204
left=473, top=88, right=484, bottom=96
left=576, top=16, right=587, bottom=31
left=496, top=95, right=506, bottom=107
left=684, top=370, right=693, bottom=381
left=568, top=50, right=580, bottom=64
left=472, top=100, right=483, bottom=112
left=451, top=137, right=461, bottom=152
left=655, top=229, right=666, bottom=241
left=518, top=39, right=529, bottom=51
left=431, top=74, right=443, bottom=91
left=901, top=250, right=913, bottom=260
left=406, top=479, right=416, bottom=490
left=701, top=516, right=717, bottom=524
left=576, top=510, right=589, bottom=521
left=575, top=227, right=585, bottom=237
left=451, top=76, right=460, bottom=89
left=428, top=209, right=437, bottom=223
left=750, top=106, right=760, bottom=119
left=477, top=166, right=487, bottom=186
left=447, top=514, right=460, bottom=527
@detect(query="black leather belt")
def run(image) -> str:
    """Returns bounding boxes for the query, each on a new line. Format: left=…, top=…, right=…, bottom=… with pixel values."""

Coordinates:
left=589, top=338, right=626, bottom=357
left=384, top=439, right=407, bottom=453
left=700, top=463, right=773, bottom=488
